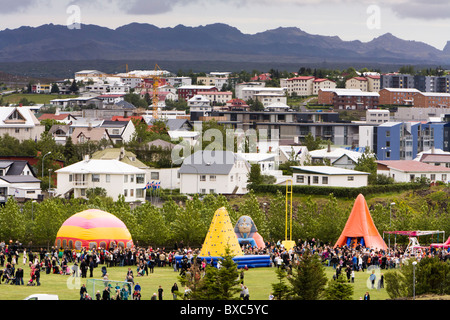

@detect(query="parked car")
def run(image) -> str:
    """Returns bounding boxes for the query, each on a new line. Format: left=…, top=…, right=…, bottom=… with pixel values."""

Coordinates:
left=24, top=294, right=59, bottom=300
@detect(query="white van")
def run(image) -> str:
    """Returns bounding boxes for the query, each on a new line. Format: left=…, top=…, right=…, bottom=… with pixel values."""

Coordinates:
left=24, top=294, right=59, bottom=300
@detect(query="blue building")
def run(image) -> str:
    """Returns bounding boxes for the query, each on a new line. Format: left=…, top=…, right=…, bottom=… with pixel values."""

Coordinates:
left=377, top=122, right=420, bottom=160
left=376, top=121, right=447, bottom=160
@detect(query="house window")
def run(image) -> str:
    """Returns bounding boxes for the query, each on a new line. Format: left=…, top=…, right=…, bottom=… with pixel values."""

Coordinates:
left=151, top=172, right=159, bottom=180
left=69, top=174, right=72, bottom=182
left=210, top=175, right=216, bottom=181
left=106, top=174, right=110, bottom=183
left=386, top=130, right=390, bottom=137
left=136, top=174, right=145, bottom=184
left=200, top=189, right=206, bottom=194
left=130, top=175, right=134, bottom=183
left=92, top=174, right=100, bottom=182
left=136, top=189, right=144, bottom=198
left=296, top=175, right=304, bottom=183
left=130, top=189, right=134, bottom=197
left=80, top=189, right=86, bottom=196
left=313, top=176, right=319, bottom=184
left=124, top=189, right=128, bottom=197
left=230, top=175, right=234, bottom=182
left=431, top=174, right=436, bottom=181
left=200, top=175, right=206, bottom=181
left=347, top=176, right=354, bottom=181
left=124, top=175, right=128, bottom=183
left=209, top=189, right=215, bottom=194
left=322, top=177, right=328, bottom=184
left=442, top=174, right=447, bottom=181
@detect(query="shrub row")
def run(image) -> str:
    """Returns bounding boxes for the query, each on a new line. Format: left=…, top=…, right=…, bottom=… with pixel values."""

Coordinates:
left=251, top=182, right=425, bottom=198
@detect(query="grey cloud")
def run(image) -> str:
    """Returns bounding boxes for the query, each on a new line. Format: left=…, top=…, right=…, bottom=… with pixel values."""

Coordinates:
left=0, top=0, right=39, bottom=13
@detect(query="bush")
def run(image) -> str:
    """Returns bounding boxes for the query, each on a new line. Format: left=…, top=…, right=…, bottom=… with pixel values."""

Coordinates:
left=251, top=182, right=425, bottom=198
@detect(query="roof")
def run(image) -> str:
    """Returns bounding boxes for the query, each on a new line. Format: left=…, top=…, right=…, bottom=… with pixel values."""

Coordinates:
left=291, top=166, right=370, bottom=175
left=308, top=148, right=363, bottom=163
left=313, top=78, right=335, bottom=83
left=179, top=150, right=249, bottom=175
left=38, top=113, right=74, bottom=121
left=147, top=139, right=176, bottom=149
left=91, top=148, right=148, bottom=168
left=71, top=127, right=110, bottom=142
left=236, top=153, right=276, bottom=162
left=0, top=107, right=40, bottom=127
left=420, top=154, right=450, bottom=163
left=56, top=159, right=146, bottom=174
left=287, top=76, right=315, bottom=81
left=381, top=88, right=420, bottom=93
left=349, top=77, right=368, bottom=81
left=0, top=175, right=41, bottom=183
left=377, top=160, right=450, bottom=173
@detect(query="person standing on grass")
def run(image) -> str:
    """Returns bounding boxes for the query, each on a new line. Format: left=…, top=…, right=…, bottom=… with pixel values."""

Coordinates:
left=158, top=285, right=164, bottom=300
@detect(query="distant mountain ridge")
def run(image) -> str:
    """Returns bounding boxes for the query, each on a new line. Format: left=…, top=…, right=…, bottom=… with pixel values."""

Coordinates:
left=0, top=22, right=448, bottom=65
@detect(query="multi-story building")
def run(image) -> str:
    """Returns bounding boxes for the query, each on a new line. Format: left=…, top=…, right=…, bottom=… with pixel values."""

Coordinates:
left=312, top=78, right=336, bottom=95
left=366, top=75, right=381, bottom=92
left=332, top=90, right=379, bottom=110
left=381, top=73, right=415, bottom=89
left=414, top=92, right=450, bottom=108
left=211, top=109, right=365, bottom=147
left=280, top=76, right=315, bottom=96
left=377, top=122, right=420, bottom=160
left=177, top=85, right=218, bottom=101
left=240, top=87, right=287, bottom=107
left=366, top=109, right=390, bottom=124
left=0, top=106, right=45, bottom=142
left=197, top=91, right=233, bottom=105
left=345, top=77, right=368, bottom=92
left=379, top=88, right=420, bottom=106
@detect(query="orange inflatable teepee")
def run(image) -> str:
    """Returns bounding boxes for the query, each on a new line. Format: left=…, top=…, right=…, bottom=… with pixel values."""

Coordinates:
left=334, top=194, right=387, bottom=250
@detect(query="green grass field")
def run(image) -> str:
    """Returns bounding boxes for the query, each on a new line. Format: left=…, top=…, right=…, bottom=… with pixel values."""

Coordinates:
left=1, top=93, right=78, bottom=105
left=0, top=256, right=390, bottom=300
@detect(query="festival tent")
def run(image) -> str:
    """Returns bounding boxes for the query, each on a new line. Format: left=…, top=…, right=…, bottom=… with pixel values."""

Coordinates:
left=334, top=193, right=387, bottom=250
left=55, top=209, right=133, bottom=250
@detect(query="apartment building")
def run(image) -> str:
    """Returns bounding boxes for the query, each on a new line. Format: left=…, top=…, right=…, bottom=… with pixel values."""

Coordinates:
left=346, top=77, right=368, bottom=92
left=280, top=76, right=315, bottom=96
left=379, top=88, right=420, bottom=106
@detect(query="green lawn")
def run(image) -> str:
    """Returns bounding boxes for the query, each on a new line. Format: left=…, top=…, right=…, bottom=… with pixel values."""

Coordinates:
left=0, top=255, right=390, bottom=300
left=1, top=93, right=78, bottom=105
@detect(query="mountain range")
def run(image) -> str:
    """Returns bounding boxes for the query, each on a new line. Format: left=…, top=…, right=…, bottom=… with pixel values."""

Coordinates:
left=0, top=22, right=449, bottom=67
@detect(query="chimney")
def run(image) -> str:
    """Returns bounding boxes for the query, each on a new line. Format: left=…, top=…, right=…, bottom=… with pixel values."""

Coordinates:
left=55, top=107, right=60, bottom=116
left=119, top=147, right=125, bottom=160
left=84, top=154, right=90, bottom=161
left=88, top=122, right=92, bottom=131
left=327, top=140, right=331, bottom=153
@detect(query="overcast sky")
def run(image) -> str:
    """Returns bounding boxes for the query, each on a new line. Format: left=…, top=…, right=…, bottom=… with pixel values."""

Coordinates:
left=0, top=0, right=449, bottom=49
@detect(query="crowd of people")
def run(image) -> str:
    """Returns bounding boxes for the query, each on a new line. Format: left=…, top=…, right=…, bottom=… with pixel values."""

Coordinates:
left=2, top=237, right=450, bottom=300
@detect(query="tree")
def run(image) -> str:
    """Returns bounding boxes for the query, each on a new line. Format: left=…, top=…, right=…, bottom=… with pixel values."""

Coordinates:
left=302, top=132, right=323, bottom=151
left=190, top=247, right=241, bottom=300
left=247, top=163, right=263, bottom=190
left=51, top=83, right=60, bottom=94
left=288, top=249, right=328, bottom=300
left=323, top=274, right=354, bottom=300
left=69, top=80, right=79, bottom=94
left=354, top=147, right=377, bottom=185
left=271, top=268, right=290, bottom=300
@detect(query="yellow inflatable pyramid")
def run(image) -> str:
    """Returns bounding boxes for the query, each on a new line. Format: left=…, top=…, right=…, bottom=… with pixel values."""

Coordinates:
left=200, top=207, right=243, bottom=257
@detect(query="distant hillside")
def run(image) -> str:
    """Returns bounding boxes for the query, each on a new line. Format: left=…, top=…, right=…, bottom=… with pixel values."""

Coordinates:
left=0, top=22, right=448, bottom=67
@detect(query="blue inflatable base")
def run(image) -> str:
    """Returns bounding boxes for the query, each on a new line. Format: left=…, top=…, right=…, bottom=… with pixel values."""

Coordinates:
left=175, top=254, right=272, bottom=268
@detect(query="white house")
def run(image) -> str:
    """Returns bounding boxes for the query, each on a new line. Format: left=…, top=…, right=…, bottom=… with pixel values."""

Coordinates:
left=291, top=166, right=369, bottom=188
left=277, top=145, right=309, bottom=165
left=0, top=106, right=45, bottom=142
left=308, top=147, right=364, bottom=169
left=100, top=120, right=136, bottom=144
left=55, top=159, right=147, bottom=202
left=0, top=160, right=42, bottom=201
left=377, top=160, right=450, bottom=183
left=179, top=150, right=250, bottom=195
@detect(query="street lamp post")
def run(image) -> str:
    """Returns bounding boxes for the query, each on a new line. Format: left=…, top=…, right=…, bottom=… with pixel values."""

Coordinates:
left=412, top=261, right=417, bottom=300
left=389, top=202, right=395, bottom=249
left=41, top=151, right=51, bottom=178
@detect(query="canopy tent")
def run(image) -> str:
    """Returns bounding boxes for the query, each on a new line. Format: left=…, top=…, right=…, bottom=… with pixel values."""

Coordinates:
left=384, top=230, right=445, bottom=254
left=334, top=194, right=387, bottom=250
